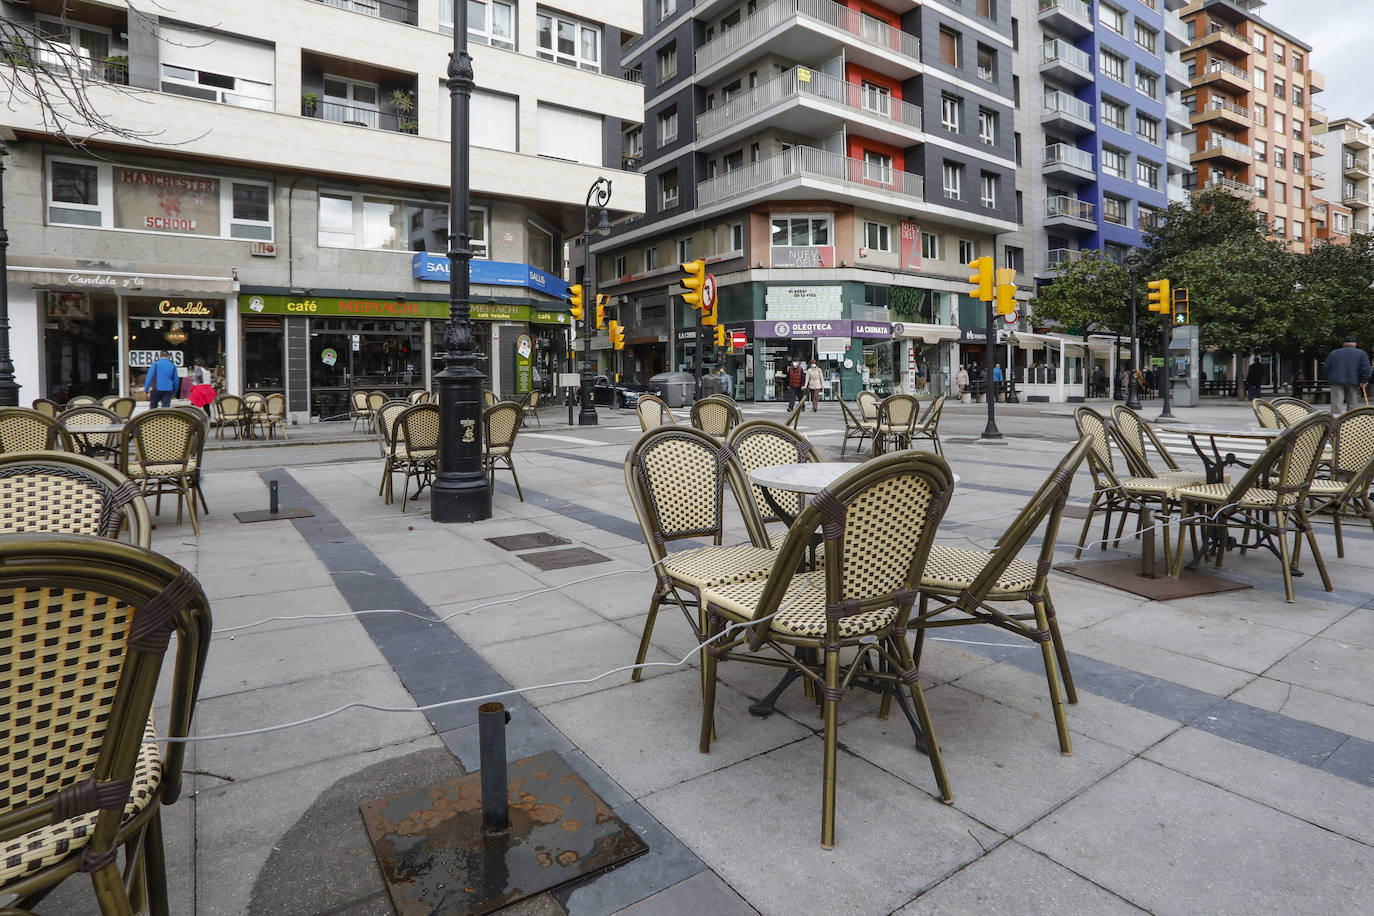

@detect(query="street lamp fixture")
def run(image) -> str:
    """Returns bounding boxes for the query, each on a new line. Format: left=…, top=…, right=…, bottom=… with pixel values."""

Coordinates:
left=578, top=177, right=613, bottom=426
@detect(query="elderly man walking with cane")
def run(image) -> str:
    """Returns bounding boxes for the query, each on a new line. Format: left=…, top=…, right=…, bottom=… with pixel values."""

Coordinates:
left=1325, top=334, right=1371, bottom=417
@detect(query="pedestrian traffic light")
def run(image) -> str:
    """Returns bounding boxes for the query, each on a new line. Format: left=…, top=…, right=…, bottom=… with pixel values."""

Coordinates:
left=681, top=259, right=707, bottom=309
left=609, top=319, right=625, bottom=350
left=1146, top=278, right=1171, bottom=314
left=995, top=268, right=1017, bottom=316
left=967, top=257, right=994, bottom=301
left=595, top=294, right=608, bottom=329
left=568, top=283, right=584, bottom=321
left=1172, top=287, right=1190, bottom=325
left=714, top=324, right=728, bottom=348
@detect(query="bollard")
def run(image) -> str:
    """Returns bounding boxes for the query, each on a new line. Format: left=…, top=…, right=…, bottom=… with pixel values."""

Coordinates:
left=1140, top=507, right=1156, bottom=579
left=478, top=702, right=511, bottom=835
left=269, top=479, right=280, bottom=515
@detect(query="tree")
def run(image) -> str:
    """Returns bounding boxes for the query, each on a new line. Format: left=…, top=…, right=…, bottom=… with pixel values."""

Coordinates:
left=1027, top=250, right=1132, bottom=336
left=1141, top=187, right=1267, bottom=278
left=1169, top=235, right=1297, bottom=356
left=1294, top=234, right=1374, bottom=353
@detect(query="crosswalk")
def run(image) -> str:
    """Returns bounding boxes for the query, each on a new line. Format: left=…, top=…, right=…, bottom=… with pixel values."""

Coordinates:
left=1152, top=431, right=1269, bottom=467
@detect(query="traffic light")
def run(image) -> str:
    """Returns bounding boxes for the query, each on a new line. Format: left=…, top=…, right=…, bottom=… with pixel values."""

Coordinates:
left=568, top=283, right=584, bottom=322
left=609, top=320, right=625, bottom=350
left=1146, top=278, right=1171, bottom=314
left=681, top=259, right=707, bottom=309
left=967, top=257, right=994, bottom=301
left=1172, top=287, right=1190, bottom=325
left=714, top=324, right=728, bottom=348
left=596, top=294, right=608, bottom=329
left=995, top=268, right=1017, bottom=316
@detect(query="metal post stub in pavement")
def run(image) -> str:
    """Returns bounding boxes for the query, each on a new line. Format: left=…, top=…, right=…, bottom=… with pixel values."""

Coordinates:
left=478, top=703, right=510, bottom=836
left=233, top=478, right=315, bottom=523
left=361, top=749, right=648, bottom=915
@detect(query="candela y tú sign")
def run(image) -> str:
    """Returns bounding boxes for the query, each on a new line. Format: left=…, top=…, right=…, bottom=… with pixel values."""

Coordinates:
left=158, top=299, right=215, bottom=317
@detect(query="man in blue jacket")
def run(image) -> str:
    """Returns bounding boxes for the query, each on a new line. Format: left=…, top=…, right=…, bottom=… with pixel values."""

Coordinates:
left=144, top=351, right=180, bottom=409
left=1325, top=335, right=1371, bottom=417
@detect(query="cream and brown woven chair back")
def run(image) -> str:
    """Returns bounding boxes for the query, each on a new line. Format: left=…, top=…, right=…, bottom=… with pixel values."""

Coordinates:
left=244, top=392, right=266, bottom=415
left=726, top=420, right=816, bottom=533
left=366, top=391, right=388, bottom=414
left=1109, top=404, right=1156, bottom=476
left=1332, top=406, right=1374, bottom=481
left=880, top=394, right=918, bottom=428
left=636, top=394, right=675, bottom=431
left=265, top=392, right=287, bottom=420
left=485, top=402, right=521, bottom=451
left=106, top=397, right=136, bottom=420
left=1269, top=413, right=1332, bottom=508
left=627, top=425, right=735, bottom=547
left=1252, top=398, right=1282, bottom=429
left=482, top=389, right=499, bottom=409
left=856, top=389, right=880, bottom=422
left=99, top=395, right=120, bottom=410
left=918, top=394, right=946, bottom=429
left=64, top=395, right=99, bottom=408
left=1073, top=406, right=1120, bottom=487
left=59, top=405, right=121, bottom=455
left=0, top=451, right=151, bottom=547
left=407, top=389, right=427, bottom=405
left=128, top=408, right=200, bottom=475
left=0, top=407, right=72, bottom=453
left=398, top=403, right=440, bottom=456
left=214, top=393, right=246, bottom=425
left=374, top=400, right=411, bottom=456
left=31, top=398, right=59, bottom=418
left=1271, top=397, right=1316, bottom=427
left=351, top=389, right=372, bottom=417
left=690, top=395, right=740, bottom=438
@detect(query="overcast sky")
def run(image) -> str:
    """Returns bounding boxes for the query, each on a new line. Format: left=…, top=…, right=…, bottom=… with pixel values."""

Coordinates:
left=1256, top=0, right=1369, bottom=124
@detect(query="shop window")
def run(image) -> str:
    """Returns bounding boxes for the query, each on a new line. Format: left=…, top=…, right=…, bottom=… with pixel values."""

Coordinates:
left=243, top=317, right=285, bottom=392
left=126, top=297, right=226, bottom=397
left=42, top=292, right=120, bottom=402
left=770, top=215, right=831, bottom=247
left=537, top=8, right=601, bottom=71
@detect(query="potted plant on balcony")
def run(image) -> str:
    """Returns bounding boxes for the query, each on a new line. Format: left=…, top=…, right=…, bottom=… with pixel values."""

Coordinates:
left=390, top=88, right=416, bottom=133
left=103, top=54, right=128, bottom=84
left=301, top=92, right=319, bottom=117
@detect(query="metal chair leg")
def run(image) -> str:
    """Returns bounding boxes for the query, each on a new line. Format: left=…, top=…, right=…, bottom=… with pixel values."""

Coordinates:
left=1032, top=595, right=1072, bottom=755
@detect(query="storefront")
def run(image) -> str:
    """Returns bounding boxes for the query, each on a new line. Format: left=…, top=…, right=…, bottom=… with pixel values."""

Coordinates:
left=891, top=322, right=960, bottom=398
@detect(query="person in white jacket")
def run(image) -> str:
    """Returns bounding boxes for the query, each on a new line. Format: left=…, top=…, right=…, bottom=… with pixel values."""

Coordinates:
left=955, top=365, right=970, bottom=398
left=805, top=361, right=824, bottom=411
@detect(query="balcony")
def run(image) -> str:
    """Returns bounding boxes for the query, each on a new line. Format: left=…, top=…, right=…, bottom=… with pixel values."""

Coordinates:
left=310, top=0, right=418, bottom=26
left=1045, top=195, right=1096, bottom=229
left=1342, top=127, right=1374, bottom=151
left=1343, top=188, right=1372, bottom=207
left=1165, top=9, right=1188, bottom=52
left=695, top=0, right=922, bottom=82
left=1044, top=248, right=1085, bottom=271
left=1201, top=176, right=1255, bottom=197
left=1308, top=135, right=1326, bottom=156
left=1308, top=170, right=1325, bottom=189
left=1356, top=219, right=1371, bottom=234
left=1039, top=39, right=1092, bottom=86
left=1040, top=91, right=1093, bottom=134
left=1193, top=58, right=1249, bottom=93
left=1165, top=53, right=1190, bottom=91
left=1167, top=98, right=1191, bottom=130
left=1193, top=136, right=1251, bottom=164
left=695, top=65, right=923, bottom=151
left=1037, top=0, right=1092, bottom=37
left=1192, top=96, right=1250, bottom=130
left=695, top=144, right=923, bottom=211
left=1191, top=20, right=1248, bottom=58
left=1043, top=142, right=1094, bottom=180
left=309, top=98, right=418, bottom=133
left=1308, top=102, right=1328, bottom=128
left=1167, top=139, right=1194, bottom=169
left=1307, top=68, right=1326, bottom=93
left=1344, top=157, right=1371, bottom=177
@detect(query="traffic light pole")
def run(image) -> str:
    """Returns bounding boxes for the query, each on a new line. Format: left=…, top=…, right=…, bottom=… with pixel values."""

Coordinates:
left=982, top=298, right=1001, bottom=439
left=1158, top=317, right=1175, bottom=419
left=1124, top=251, right=1143, bottom=411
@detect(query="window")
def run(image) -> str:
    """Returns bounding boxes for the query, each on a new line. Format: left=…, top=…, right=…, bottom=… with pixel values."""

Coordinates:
left=1254, top=139, right=1266, bottom=162
left=1292, top=86, right=1303, bottom=106
left=1102, top=147, right=1127, bottom=179
left=859, top=12, right=886, bottom=43
left=537, top=103, right=600, bottom=164
left=980, top=173, right=997, bottom=208
left=1135, top=68, right=1158, bottom=99
left=939, top=27, right=959, bottom=67
left=1275, top=148, right=1286, bottom=169
left=1273, top=77, right=1284, bottom=97
left=1293, top=152, right=1304, bottom=174
left=941, top=94, right=961, bottom=132
left=958, top=239, right=977, bottom=265
left=861, top=81, right=891, bottom=116
left=1138, top=206, right=1161, bottom=231
left=1274, top=181, right=1286, bottom=203
left=977, top=44, right=995, bottom=82
left=1294, top=187, right=1304, bottom=207
left=319, top=192, right=455, bottom=251
left=1254, top=67, right=1265, bottom=88
left=676, top=237, right=693, bottom=263
left=978, top=108, right=996, bottom=145
left=1293, top=221, right=1304, bottom=241
left=721, top=10, right=740, bottom=30
left=921, top=231, right=940, bottom=260
left=1293, top=122, right=1303, bottom=142
left=157, top=24, right=274, bottom=111
left=1014, top=131, right=1022, bottom=165
left=942, top=162, right=963, bottom=200
left=1273, top=42, right=1284, bottom=63
left=624, top=127, right=643, bottom=161
left=1336, top=213, right=1350, bottom=233
left=1102, top=97, right=1126, bottom=131
left=1101, top=4, right=1125, bottom=35
left=1253, top=32, right=1265, bottom=52
left=863, top=151, right=893, bottom=183
left=770, top=215, right=831, bottom=246
left=467, top=0, right=516, bottom=50
left=977, top=0, right=993, bottom=19
left=1011, top=17, right=1019, bottom=50
left=644, top=246, right=658, bottom=270
left=657, top=42, right=676, bottom=82
left=536, top=9, right=600, bottom=71
left=1134, top=22, right=1157, bottom=54
left=613, top=255, right=627, bottom=277
left=47, top=157, right=274, bottom=240
left=864, top=221, right=891, bottom=252
left=659, top=0, right=676, bottom=20
left=729, top=222, right=744, bottom=252
left=1013, top=75, right=1020, bottom=107
left=660, top=171, right=679, bottom=209
left=723, top=149, right=743, bottom=172
left=1003, top=246, right=1023, bottom=272
left=1255, top=103, right=1267, bottom=127
left=1136, top=159, right=1160, bottom=189
left=658, top=107, right=678, bottom=145
left=1275, top=113, right=1284, bottom=134
left=1103, top=195, right=1127, bottom=225
left=32, top=15, right=111, bottom=81
left=1101, top=51, right=1127, bottom=84
left=471, top=90, right=519, bottom=152
left=1255, top=175, right=1267, bottom=198
left=1136, top=113, right=1159, bottom=144
left=1273, top=216, right=1286, bottom=236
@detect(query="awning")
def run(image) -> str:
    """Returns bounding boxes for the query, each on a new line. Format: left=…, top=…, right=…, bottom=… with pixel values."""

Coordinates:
left=9, top=260, right=236, bottom=297
left=1008, top=331, right=1088, bottom=352
left=891, top=322, right=960, bottom=342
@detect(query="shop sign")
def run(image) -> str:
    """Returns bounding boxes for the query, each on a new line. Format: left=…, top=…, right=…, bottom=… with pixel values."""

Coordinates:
left=113, top=168, right=219, bottom=236
left=770, top=246, right=835, bottom=269
left=755, top=319, right=848, bottom=339
left=410, top=253, right=571, bottom=298
left=531, top=310, right=570, bottom=325
left=155, top=299, right=218, bottom=317
left=899, top=221, right=921, bottom=271
left=46, top=292, right=91, bottom=319
left=515, top=334, right=534, bottom=394
left=764, top=285, right=843, bottom=320
left=129, top=349, right=184, bottom=368
left=851, top=322, right=892, bottom=339
left=470, top=303, right=532, bottom=322
left=63, top=271, right=150, bottom=289
left=243, top=294, right=439, bottom=318
left=960, top=328, right=987, bottom=344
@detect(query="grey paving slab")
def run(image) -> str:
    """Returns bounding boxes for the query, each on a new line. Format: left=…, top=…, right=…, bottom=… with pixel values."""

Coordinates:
left=195, top=556, right=336, bottom=599
left=643, top=737, right=998, bottom=916
left=1227, top=675, right=1374, bottom=744
left=1143, top=727, right=1374, bottom=846
left=1189, top=697, right=1349, bottom=768
left=1262, top=636, right=1374, bottom=706
left=1088, top=602, right=1316, bottom=674
left=1019, top=759, right=1374, bottom=915
left=1063, top=627, right=1255, bottom=697
left=539, top=669, right=811, bottom=797
left=1318, top=736, right=1374, bottom=789
left=1160, top=586, right=1359, bottom=637
left=438, top=589, right=607, bottom=648
left=206, top=584, right=353, bottom=636
left=402, top=561, right=547, bottom=607
left=555, top=801, right=706, bottom=916
left=1319, top=606, right=1374, bottom=650
left=895, top=841, right=1145, bottom=915
left=198, top=613, right=387, bottom=698
left=609, top=870, right=758, bottom=916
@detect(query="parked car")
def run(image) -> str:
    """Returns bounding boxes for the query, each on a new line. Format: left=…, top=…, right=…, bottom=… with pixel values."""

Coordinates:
left=592, top=375, right=657, bottom=408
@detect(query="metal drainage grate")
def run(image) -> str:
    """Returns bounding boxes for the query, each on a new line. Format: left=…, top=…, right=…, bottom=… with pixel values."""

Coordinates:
left=485, top=532, right=573, bottom=552
left=519, top=547, right=612, bottom=571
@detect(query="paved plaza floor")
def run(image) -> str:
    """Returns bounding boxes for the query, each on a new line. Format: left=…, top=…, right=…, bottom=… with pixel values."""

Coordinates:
left=42, top=397, right=1374, bottom=915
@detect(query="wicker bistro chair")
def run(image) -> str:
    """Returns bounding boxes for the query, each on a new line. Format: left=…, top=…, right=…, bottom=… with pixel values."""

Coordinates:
left=243, top=393, right=267, bottom=438
left=261, top=393, right=288, bottom=440
left=1299, top=406, right=1374, bottom=558
left=519, top=389, right=543, bottom=428
left=407, top=389, right=428, bottom=405
left=30, top=398, right=59, bottom=418
left=1111, top=405, right=1207, bottom=487
left=872, top=394, right=919, bottom=456
left=912, top=438, right=1092, bottom=757
left=373, top=399, right=411, bottom=463
left=1252, top=398, right=1283, bottom=429
left=726, top=420, right=819, bottom=547
left=0, top=534, right=211, bottom=915
left=698, top=452, right=957, bottom=848
left=1170, top=413, right=1334, bottom=603
left=99, top=395, right=120, bottom=410
left=106, top=397, right=136, bottom=420
left=170, top=407, right=212, bottom=516
left=636, top=394, right=676, bottom=431
left=380, top=404, right=440, bottom=511
left=483, top=402, right=525, bottom=502
left=1271, top=396, right=1316, bottom=427
left=623, top=425, right=775, bottom=684
left=365, top=391, right=389, bottom=426
left=58, top=406, right=122, bottom=462
left=482, top=389, right=499, bottom=409
left=855, top=389, right=880, bottom=426
left=212, top=394, right=249, bottom=440
left=0, top=451, right=152, bottom=547
left=124, top=408, right=204, bottom=536
left=351, top=390, right=374, bottom=432
left=838, top=398, right=876, bottom=456
left=0, top=407, right=73, bottom=454
left=910, top=395, right=947, bottom=457
left=784, top=402, right=804, bottom=430
left=690, top=395, right=742, bottom=439
left=64, top=395, right=100, bottom=408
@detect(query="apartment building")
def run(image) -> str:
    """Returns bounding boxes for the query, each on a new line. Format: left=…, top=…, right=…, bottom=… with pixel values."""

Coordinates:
left=2, top=0, right=644, bottom=418
left=592, top=0, right=1020, bottom=402
left=1179, top=0, right=1324, bottom=252
left=1313, top=116, right=1373, bottom=242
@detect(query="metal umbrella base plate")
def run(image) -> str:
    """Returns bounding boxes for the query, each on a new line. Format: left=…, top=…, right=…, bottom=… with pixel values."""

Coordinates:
left=1055, top=559, right=1250, bottom=601
left=361, top=750, right=647, bottom=914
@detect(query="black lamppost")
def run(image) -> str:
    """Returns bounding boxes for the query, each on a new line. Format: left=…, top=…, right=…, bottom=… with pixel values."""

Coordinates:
left=981, top=298, right=1001, bottom=439
left=578, top=178, right=613, bottom=426
left=431, top=3, right=491, bottom=523
left=0, top=141, right=19, bottom=407
left=1124, top=248, right=1143, bottom=411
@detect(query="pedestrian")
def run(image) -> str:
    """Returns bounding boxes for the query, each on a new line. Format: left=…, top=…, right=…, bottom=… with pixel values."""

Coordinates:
left=1092, top=366, right=1107, bottom=398
left=189, top=358, right=217, bottom=416
left=144, top=350, right=179, bottom=409
left=716, top=366, right=733, bottom=399
left=955, top=364, right=969, bottom=400
left=991, top=363, right=1004, bottom=402
left=1325, top=335, right=1372, bottom=417
left=1244, top=358, right=1266, bottom=401
left=805, top=360, right=824, bottom=411
left=970, top=364, right=983, bottom=402
left=786, top=361, right=805, bottom=408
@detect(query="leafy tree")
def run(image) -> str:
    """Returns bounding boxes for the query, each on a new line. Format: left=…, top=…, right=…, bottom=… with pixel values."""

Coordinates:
left=1141, top=187, right=1267, bottom=278
left=1169, top=235, right=1297, bottom=355
left=1293, top=234, right=1374, bottom=354
left=1026, top=250, right=1132, bottom=336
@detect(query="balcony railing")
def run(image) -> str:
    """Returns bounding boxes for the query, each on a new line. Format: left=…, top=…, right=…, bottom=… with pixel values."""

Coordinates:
left=1345, top=157, right=1370, bottom=173
left=1355, top=219, right=1371, bottom=234
left=310, top=98, right=418, bottom=133
left=1043, top=142, right=1094, bottom=172
left=1045, top=248, right=1084, bottom=269
left=698, top=66, right=922, bottom=140
left=697, top=0, right=920, bottom=72
left=31, top=48, right=130, bottom=86
left=1344, top=190, right=1373, bottom=206
left=1042, top=91, right=1092, bottom=122
left=312, top=0, right=418, bottom=26
left=1168, top=99, right=1190, bottom=123
left=1046, top=195, right=1095, bottom=222
left=1203, top=176, right=1254, bottom=195
left=1040, top=39, right=1091, bottom=72
left=1204, top=97, right=1250, bottom=119
left=1038, top=0, right=1092, bottom=24
left=1200, top=136, right=1250, bottom=158
left=696, top=145, right=923, bottom=208
left=1203, top=21, right=1246, bottom=44
left=1202, top=59, right=1248, bottom=81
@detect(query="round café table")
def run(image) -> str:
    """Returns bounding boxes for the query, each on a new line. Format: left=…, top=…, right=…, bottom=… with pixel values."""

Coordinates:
left=1155, top=423, right=1282, bottom=484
